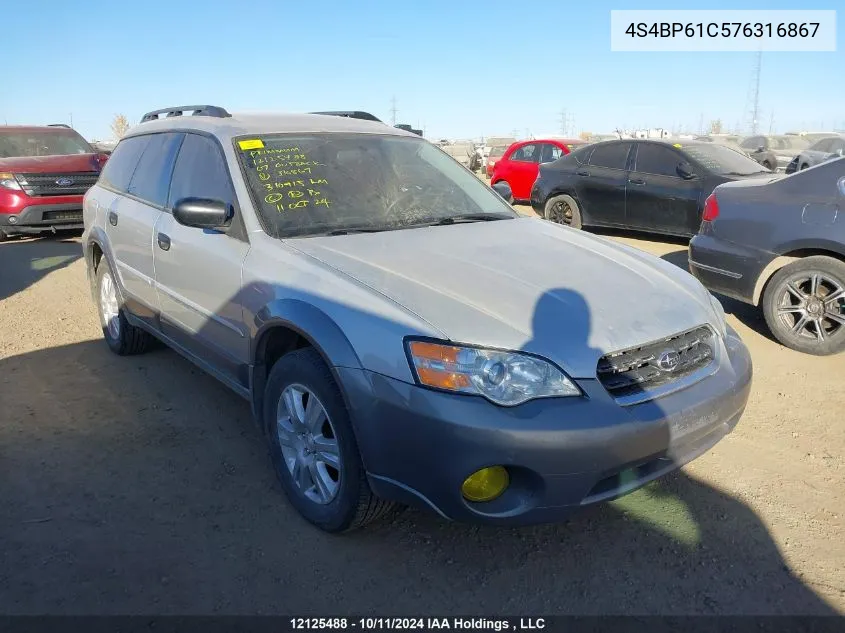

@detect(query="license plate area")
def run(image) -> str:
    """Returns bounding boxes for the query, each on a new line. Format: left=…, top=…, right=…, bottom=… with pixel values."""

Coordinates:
left=43, top=210, right=82, bottom=221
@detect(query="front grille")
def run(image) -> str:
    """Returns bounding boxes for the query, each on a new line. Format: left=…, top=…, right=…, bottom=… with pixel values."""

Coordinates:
left=15, top=172, right=99, bottom=197
left=597, top=325, right=715, bottom=398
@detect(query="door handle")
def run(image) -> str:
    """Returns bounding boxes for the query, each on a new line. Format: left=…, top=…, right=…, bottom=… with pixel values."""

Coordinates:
left=628, top=177, right=646, bottom=185
left=108, top=210, right=118, bottom=226
left=157, top=233, right=171, bottom=251
left=576, top=170, right=591, bottom=177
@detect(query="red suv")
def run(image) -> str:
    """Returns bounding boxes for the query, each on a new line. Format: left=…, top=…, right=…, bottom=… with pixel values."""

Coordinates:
left=0, top=125, right=108, bottom=240
left=491, top=138, right=585, bottom=201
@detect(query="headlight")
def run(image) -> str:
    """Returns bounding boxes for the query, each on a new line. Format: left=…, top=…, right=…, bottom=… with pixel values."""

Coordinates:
left=0, top=172, right=22, bottom=191
left=406, top=340, right=581, bottom=406
left=709, top=293, right=726, bottom=336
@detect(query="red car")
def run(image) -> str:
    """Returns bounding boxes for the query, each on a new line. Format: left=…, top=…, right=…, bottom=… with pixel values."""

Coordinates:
left=0, top=125, right=108, bottom=240
left=491, top=138, right=585, bottom=201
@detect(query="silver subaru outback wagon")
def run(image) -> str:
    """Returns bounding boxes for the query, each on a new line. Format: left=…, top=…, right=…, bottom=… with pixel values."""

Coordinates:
left=82, top=105, right=752, bottom=533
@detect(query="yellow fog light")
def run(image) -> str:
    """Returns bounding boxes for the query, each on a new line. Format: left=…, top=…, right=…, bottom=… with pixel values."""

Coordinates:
left=461, top=466, right=509, bottom=502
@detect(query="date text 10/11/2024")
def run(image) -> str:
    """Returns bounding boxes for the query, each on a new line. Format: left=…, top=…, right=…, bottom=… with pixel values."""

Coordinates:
left=290, top=617, right=547, bottom=631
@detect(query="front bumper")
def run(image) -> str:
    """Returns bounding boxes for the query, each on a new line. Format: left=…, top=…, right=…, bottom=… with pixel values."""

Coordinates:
left=0, top=201, right=84, bottom=234
left=688, top=231, right=771, bottom=305
left=340, top=326, right=752, bottom=525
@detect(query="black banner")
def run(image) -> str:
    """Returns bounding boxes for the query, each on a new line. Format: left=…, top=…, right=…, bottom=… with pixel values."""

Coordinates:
left=0, top=617, right=843, bottom=633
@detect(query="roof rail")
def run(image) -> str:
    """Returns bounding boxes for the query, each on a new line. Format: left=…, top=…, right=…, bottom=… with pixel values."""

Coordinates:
left=140, top=105, right=231, bottom=124
left=311, top=111, right=383, bottom=123
left=47, top=123, right=71, bottom=128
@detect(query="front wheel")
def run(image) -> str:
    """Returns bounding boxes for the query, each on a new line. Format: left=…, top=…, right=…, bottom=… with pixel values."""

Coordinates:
left=264, top=347, right=399, bottom=532
left=762, top=256, right=845, bottom=355
left=544, top=194, right=582, bottom=229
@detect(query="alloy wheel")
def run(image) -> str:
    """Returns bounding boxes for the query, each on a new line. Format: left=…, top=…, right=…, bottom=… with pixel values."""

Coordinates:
left=776, top=273, right=845, bottom=343
left=550, top=199, right=573, bottom=225
left=276, top=384, right=342, bottom=504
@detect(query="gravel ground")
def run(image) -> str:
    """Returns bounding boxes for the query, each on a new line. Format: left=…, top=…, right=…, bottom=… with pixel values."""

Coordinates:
left=1, top=225, right=843, bottom=616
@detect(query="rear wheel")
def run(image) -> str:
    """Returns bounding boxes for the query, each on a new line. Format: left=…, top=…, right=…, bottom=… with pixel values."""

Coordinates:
left=799, top=163, right=809, bottom=171
left=762, top=256, right=845, bottom=355
left=96, top=260, right=153, bottom=355
left=544, top=194, right=582, bottom=229
left=264, top=347, right=399, bottom=532
left=762, top=161, right=773, bottom=171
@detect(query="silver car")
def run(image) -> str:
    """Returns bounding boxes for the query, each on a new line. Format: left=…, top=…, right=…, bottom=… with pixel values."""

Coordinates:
left=82, top=105, right=752, bottom=532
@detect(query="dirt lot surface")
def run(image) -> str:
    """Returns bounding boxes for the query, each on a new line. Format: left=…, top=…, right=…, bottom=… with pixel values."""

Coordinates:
left=1, top=222, right=843, bottom=616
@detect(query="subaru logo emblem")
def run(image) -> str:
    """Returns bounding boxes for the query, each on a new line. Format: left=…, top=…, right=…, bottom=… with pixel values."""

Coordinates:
left=656, top=350, right=681, bottom=372
left=55, top=177, right=74, bottom=186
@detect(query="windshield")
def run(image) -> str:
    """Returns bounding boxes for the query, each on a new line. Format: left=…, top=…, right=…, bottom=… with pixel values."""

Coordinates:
left=489, top=146, right=507, bottom=157
left=236, top=134, right=517, bottom=238
left=680, top=143, right=768, bottom=175
left=0, top=130, right=93, bottom=158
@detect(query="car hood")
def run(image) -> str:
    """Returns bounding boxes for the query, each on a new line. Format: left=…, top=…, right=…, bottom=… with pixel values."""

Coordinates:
left=287, top=217, right=718, bottom=378
left=0, top=153, right=101, bottom=174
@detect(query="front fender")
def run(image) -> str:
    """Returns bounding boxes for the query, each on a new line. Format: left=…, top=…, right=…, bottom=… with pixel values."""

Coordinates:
left=248, top=299, right=364, bottom=430
left=251, top=298, right=362, bottom=370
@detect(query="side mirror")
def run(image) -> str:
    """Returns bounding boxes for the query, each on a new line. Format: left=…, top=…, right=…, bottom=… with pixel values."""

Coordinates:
left=677, top=161, right=696, bottom=180
left=491, top=181, right=514, bottom=204
left=172, top=197, right=233, bottom=230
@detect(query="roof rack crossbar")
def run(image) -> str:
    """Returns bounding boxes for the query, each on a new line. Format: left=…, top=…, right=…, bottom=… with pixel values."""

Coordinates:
left=140, top=105, right=231, bottom=124
left=310, top=111, right=383, bottom=123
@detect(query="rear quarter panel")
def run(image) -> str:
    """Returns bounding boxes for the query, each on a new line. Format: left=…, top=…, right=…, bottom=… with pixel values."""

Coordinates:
left=713, top=163, right=845, bottom=257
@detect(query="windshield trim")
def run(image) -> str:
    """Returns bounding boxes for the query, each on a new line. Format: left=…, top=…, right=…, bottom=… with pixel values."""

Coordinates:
left=231, top=132, right=518, bottom=240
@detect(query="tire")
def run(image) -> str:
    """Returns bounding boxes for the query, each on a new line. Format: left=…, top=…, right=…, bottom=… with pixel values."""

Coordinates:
left=264, top=347, right=398, bottom=532
left=95, top=260, right=153, bottom=355
left=0, top=230, right=8, bottom=242
left=762, top=256, right=845, bottom=356
left=799, top=163, right=809, bottom=171
left=762, top=161, right=773, bottom=171
left=544, top=194, right=582, bottom=229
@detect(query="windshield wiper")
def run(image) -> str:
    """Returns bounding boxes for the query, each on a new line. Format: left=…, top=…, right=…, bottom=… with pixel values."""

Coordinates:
left=413, top=213, right=514, bottom=227
left=323, top=227, right=391, bottom=236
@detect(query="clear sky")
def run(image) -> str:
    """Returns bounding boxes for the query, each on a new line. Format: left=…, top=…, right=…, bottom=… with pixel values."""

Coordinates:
left=2, top=0, right=842, bottom=141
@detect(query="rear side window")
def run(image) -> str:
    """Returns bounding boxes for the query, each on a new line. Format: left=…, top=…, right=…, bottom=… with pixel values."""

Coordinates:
left=588, top=143, right=630, bottom=170
left=98, top=136, right=149, bottom=192
left=168, top=134, right=234, bottom=207
left=509, top=144, right=540, bottom=163
left=127, top=133, right=184, bottom=207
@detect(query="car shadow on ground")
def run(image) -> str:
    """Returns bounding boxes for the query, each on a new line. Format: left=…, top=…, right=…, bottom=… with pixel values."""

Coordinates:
left=1, top=278, right=837, bottom=616
left=0, top=232, right=82, bottom=302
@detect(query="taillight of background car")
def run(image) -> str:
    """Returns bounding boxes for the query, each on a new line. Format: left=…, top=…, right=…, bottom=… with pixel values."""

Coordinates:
left=702, top=194, right=719, bottom=222
left=93, top=153, right=110, bottom=171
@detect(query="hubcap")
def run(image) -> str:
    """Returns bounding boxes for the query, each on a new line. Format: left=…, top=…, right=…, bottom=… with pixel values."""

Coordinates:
left=276, top=385, right=341, bottom=505
left=550, top=200, right=573, bottom=225
left=99, top=272, right=120, bottom=339
left=776, top=272, right=845, bottom=343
